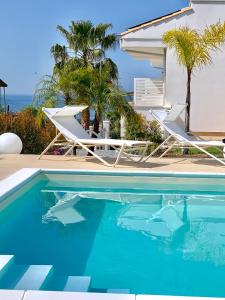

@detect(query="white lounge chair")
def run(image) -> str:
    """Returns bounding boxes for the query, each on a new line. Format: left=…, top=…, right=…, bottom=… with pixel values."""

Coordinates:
left=144, top=104, right=225, bottom=166
left=38, top=106, right=150, bottom=167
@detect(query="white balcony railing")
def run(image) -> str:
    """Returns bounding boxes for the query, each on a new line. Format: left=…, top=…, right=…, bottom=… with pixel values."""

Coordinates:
left=134, top=78, right=164, bottom=107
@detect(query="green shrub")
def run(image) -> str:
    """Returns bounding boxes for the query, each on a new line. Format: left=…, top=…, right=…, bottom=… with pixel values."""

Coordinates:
left=125, top=112, right=163, bottom=143
left=0, top=108, right=55, bottom=154
left=105, top=111, right=121, bottom=139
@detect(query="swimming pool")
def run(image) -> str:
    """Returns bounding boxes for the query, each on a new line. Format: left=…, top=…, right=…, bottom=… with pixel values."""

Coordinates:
left=1, top=169, right=225, bottom=298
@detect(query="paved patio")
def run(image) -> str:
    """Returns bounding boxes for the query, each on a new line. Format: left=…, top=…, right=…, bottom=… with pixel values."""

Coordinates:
left=1, top=154, right=225, bottom=180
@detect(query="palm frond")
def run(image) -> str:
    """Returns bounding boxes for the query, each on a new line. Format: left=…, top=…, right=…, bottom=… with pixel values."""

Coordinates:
left=203, top=21, right=225, bottom=49
left=163, top=26, right=218, bottom=71
left=57, top=25, right=72, bottom=45
left=33, top=75, right=63, bottom=108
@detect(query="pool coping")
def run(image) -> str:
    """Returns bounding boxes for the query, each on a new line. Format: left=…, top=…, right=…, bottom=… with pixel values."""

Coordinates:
left=43, top=168, right=225, bottom=177
left=2, top=167, right=225, bottom=201
left=1, top=167, right=225, bottom=299
left=0, top=168, right=41, bottom=200
left=0, top=290, right=224, bottom=300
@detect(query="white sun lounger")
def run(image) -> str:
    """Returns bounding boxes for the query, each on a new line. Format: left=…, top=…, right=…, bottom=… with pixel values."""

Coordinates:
left=144, top=104, right=225, bottom=166
left=38, top=106, right=150, bottom=167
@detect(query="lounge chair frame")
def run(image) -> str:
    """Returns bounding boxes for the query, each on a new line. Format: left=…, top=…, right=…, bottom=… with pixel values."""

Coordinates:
left=144, top=105, right=225, bottom=166
left=38, top=106, right=150, bottom=167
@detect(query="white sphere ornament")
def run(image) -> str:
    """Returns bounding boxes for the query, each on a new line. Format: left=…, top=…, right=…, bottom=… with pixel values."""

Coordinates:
left=0, top=133, right=23, bottom=154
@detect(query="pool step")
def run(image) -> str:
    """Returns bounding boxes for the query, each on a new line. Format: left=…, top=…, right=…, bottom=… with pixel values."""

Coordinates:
left=0, top=262, right=29, bottom=289
left=0, top=257, right=91, bottom=292
left=0, top=255, right=14, bottom=275
left=107, top=289, right=130, bottom=294
left=15, top=264, right=53, bottom=290
left=64, top=276, right=91, bottom=292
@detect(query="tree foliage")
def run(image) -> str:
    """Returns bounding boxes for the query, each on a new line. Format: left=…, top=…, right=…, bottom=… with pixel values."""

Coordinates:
left=163, top=22, right=225, bottom=132
left=34, top=20, right=125, bottom=131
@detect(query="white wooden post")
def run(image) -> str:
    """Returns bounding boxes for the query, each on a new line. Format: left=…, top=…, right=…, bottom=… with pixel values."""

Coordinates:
left=120, top=116, right=126, bottom=139
left=89, top=125, right=93, bottom=137
left=103, top=120, right=110, bottom=151
left=99, top=124, right=103, bottom=138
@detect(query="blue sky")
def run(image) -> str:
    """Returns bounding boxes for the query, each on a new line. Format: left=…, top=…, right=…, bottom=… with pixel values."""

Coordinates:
left=0, top=0, right=189, bottom=94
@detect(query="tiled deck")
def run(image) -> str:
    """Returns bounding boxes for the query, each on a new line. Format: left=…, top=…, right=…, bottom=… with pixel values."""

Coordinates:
left=1, top=154, right=225, bottom=180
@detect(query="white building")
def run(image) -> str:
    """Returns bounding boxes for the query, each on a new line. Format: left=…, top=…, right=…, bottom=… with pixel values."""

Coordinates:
left=121, top=0, right=225, bottom=134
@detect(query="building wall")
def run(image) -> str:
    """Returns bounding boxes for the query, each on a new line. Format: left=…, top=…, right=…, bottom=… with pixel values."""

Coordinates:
left=121, top=1, right=225, bottom=133
left=166, top=1, right=225, bottom=132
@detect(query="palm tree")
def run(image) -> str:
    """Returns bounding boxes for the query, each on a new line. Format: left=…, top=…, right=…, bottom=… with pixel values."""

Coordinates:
left=50, top=44, right=71, bottom=105
left=163, top=22, right=225, bottom=132
left=87, top=61, right=130, bottom=134
left=56, top=21, right=118, bottom=129
left=50, top=44, right=69, bottom=73
left=34, top=20, right=119, bottom=138
left=57, top=21, right=118, bottom=64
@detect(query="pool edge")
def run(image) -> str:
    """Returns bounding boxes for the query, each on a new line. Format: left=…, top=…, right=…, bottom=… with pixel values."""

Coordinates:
left=2, top=167, right=225, bottom=201
left=42, top=168, right=225, bottom=178
left=0, top=290, right=223, bottom=300
left=0, top=168, right=42, bottom=200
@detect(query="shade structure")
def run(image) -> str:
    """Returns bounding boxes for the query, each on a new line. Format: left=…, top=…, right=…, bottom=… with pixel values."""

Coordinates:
left=0, top=79, right=7, bottom=112
left=0, top=79, right=7, bottom=88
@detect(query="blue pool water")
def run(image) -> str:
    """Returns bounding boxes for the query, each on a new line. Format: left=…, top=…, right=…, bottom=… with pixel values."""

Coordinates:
left=1, top=172, right=225, bottom=296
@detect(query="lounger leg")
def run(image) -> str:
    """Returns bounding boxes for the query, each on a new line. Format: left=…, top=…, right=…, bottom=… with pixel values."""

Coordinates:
left=137, top=143, right=150, bottom=162
left=74, top=141, right=113, bottom=167
left=113, top=144, right=126, bottom=167
left=37, top=132, right=62, bottom=160
left=190, top=143, right=225, bottom=166
left=159, top=141, right=176, bottom=158
left=111, top=145, right=143, bottom=163
left=143, top=136, right=173, bottom=162
left=111, top=143, right=151, bottom=164
left=110, top=145, right=137, bottom=163
left=64, top=143, right=76, bottom=157
left=122, top=144, right=150, bottom=163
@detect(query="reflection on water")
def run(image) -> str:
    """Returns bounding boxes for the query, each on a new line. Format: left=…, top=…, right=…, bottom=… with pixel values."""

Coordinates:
left=42, top=190, right=225, bottom=266
left=2, top=181, right=225, bottom=296
left=117, top=194, right=225, bottom=266
left=118, top=195, right=185, bottom=239
left=42, top=192, right=85, bottom=225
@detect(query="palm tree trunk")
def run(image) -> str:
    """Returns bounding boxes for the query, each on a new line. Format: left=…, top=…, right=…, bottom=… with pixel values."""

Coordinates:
left=81, top=51, right=90, bottom=131
left=183, top=69, right=192, bottom=155
left=81, top=108, right=90, bottom=131
left=81, top=107, right=92, bottom=156
left=88, top=111, right=100, bottom=154
left=93, top=112, right=100, bottom=135
left=64, top=92, right=71, bottom=105
left=185, top=69, right=192, bottom=133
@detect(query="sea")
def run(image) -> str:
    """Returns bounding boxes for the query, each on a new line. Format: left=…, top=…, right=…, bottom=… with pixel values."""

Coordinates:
left=2, top=93, right=133, bottom=113
left=3, top=94, right=33, bottom=112
left=2, top=95, right=96, bottom=120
